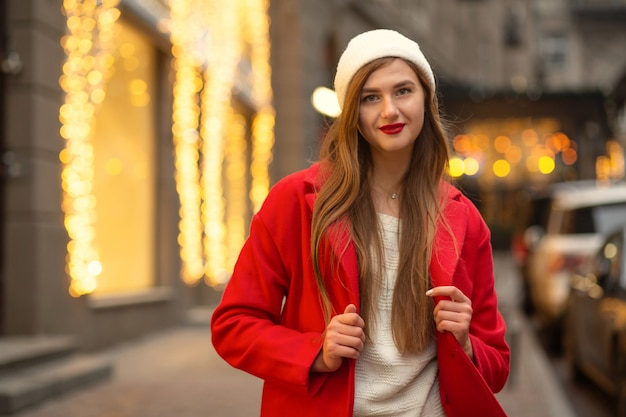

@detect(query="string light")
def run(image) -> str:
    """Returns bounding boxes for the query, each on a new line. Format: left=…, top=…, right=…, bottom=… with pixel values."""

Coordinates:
left=246, top=0, right=275, bottom=213
left=170, top=0, right=275, bottom=286
left=200, top=2, right=238, bottom=285
left=225, top=112, right=248, bottom=272
left=169, top=0, right=205, bottom=284
left=60, top=0, right=121, bottom=297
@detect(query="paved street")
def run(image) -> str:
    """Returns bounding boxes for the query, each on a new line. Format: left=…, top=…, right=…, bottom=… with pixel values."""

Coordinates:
left=11, top=251, right=578, bottom=417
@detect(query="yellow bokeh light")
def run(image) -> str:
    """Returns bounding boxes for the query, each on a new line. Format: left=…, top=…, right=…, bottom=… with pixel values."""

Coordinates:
left=463, top=157, right=480, bottom=176
left=311, top=86, right=341, bottom=118
left=91, top=88, right=106, bottom=104
left=87, top=70, right=103, bottom=85
left=538, top=155, right=555, bottom=174
left=493, top=159, right=511, bottom=177
left=129, top=79, right=147, bottom=95
left=59, top=148, right=72, bottom=164
left=448, top=157, right=465, bottom=177
left=87, top=260, right=103, bottom=276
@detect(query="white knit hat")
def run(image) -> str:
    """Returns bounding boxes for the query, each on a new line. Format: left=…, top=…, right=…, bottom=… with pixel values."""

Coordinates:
left=333, top=29, right=435, bottom=110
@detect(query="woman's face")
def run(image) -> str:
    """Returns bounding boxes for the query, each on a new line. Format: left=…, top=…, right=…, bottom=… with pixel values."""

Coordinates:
left=357, top=59, right=425, bottom=162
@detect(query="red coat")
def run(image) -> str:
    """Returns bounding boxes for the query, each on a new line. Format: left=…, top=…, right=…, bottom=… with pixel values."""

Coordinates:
left=211, top=164, right=510, bottom=416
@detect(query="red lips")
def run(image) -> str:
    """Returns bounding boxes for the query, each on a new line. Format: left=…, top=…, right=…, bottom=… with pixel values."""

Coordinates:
left=379, top=123, right=405, bottom=135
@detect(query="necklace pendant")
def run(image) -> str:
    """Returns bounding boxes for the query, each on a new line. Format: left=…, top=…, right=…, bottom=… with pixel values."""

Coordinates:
left=390, top=193, right=397, bottom=199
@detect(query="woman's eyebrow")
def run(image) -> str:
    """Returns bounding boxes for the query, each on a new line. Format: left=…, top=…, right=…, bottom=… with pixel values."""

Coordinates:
left=393, top=80, right=418, bottom=88
left=361, top=80, right=417, bottom=94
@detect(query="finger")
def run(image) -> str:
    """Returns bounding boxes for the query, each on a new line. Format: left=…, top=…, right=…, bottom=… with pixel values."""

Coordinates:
left=434, top=309, right=472, bottom=325
left=338, top=333, right=365, bottom=352
left=435, top=319, right=470, bottom=336
left=426, top=286, right=471, bottom=304
left=434, top=300, right=473, bottom=315
left=327, top=321, right=365, bottom=340
left=339, top=304, right=365, bottom=328
left=328, top=343, right=363, bottom=360
left=344, top=304, right=357, bottom=314
left=326, top=332, right=365, bottom=354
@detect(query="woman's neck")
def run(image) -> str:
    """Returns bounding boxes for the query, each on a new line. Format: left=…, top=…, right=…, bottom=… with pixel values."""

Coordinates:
left=370, top=167, right=405, bottom=218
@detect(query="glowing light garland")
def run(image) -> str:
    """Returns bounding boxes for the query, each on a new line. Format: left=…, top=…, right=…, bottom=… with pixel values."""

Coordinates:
left=244, top=0, right=275, bottom=213
left=225, top=112, right=248, bottom=271
left=60, top=0, right=121, bottom=297
left=198, top=2, right=239, bottom=285
left=170, top=0, right=274, bottom=286
left=169, top=0, right=205, bottom=284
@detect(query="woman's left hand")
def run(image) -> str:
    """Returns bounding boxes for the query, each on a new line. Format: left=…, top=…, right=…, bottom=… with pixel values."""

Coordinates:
left=426, top=286, right=474, bottom=359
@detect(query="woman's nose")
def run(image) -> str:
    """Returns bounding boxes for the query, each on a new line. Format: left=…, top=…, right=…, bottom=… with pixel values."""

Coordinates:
left=380, top=97, right=399, bottom=119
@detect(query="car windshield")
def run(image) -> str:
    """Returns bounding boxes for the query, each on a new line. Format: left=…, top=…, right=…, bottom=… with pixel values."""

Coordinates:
left=560, top=202, right=626, bottom=235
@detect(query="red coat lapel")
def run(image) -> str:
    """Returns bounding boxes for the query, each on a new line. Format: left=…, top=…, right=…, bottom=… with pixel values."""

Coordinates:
left=429, top=186, right=469, bottom=288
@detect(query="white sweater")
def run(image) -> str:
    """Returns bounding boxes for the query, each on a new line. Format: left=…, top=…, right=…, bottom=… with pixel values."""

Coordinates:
left=353, top=214, right=445, bottom=417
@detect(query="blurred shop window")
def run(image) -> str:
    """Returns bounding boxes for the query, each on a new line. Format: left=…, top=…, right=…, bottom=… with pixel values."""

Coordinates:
left=541, top=33, right=567, bottom=71
left=92, top=20, right=157, bottom=295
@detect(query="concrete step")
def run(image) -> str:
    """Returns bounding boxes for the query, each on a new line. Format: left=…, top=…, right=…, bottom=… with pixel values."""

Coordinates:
left=0, top=336, right=77, bottom=376
left=0, top=336, right=113, bottom=414
left=0, top=353, right=112, bottom=414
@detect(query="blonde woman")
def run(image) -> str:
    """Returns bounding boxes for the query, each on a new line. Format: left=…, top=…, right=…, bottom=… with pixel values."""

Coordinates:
left=211, top=29, right=510, bottom=417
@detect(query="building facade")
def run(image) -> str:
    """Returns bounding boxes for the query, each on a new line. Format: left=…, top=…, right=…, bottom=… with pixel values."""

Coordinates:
left=1, top=0, right=625, bottom=352
left=1, top=0, right=276, bottom=350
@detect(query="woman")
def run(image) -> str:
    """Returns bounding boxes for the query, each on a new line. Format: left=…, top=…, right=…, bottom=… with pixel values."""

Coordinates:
left=211, top=29, right=510, bottom=416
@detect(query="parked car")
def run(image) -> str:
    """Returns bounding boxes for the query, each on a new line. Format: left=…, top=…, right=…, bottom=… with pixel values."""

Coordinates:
left=511, top=186, right=557, bottom=313
left=565, top=225, right=626, bottom=417
left=525, top=182, right=626, bottom=350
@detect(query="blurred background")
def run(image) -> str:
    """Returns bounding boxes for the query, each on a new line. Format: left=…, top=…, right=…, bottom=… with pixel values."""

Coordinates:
left=1, top=0, right=626, bottom=416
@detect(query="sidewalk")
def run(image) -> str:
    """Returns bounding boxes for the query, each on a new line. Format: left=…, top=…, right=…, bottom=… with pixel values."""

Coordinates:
left=11, top=252, right=577, bottom=417
left=492, top=252, right=577, bottom=417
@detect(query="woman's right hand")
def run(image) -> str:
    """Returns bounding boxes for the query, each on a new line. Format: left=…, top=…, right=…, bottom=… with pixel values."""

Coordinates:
left=312, top=304, right=366, bottom=372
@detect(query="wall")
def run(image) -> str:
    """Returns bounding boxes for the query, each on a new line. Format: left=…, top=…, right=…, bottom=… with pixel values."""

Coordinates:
left=3, top=0, right=68, bottom=335
left=1, top=0, right=185, bottom=351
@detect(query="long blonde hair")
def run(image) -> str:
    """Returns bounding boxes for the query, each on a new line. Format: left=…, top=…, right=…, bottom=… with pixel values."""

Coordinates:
left=311, top=57, right=452, bottom=353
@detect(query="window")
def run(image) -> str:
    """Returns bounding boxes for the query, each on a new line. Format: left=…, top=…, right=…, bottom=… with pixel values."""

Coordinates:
left=541, top=33, right=567, bottom=71
left=560, top=203, right=626, bottom=235
left=92, top=20, right=157, bottom=294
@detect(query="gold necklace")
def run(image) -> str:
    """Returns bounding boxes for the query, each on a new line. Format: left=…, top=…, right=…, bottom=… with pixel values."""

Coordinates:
left=372, top=181, right=400, bottom=200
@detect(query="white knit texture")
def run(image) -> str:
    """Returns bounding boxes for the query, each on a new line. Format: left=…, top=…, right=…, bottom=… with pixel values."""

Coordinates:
left=354, top=214, right=445, bottom=417
left=334, top=29, right=435, bottom=110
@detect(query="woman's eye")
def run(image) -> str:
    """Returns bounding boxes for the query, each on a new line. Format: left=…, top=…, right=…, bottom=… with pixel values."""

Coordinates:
left=362, top=95, right=377, bottom=103
left=397, top=88, right=411, bottom=96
